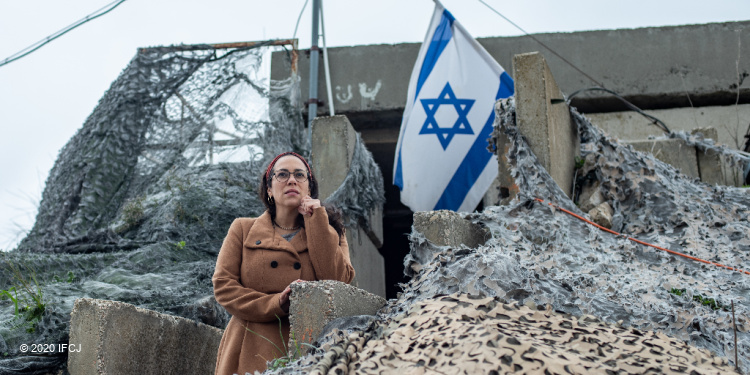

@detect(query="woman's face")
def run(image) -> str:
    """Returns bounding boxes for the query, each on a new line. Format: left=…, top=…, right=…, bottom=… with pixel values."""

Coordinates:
left=267, top=155, right=310, bottom=209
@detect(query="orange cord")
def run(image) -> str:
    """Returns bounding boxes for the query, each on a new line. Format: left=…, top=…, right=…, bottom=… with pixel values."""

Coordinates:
left=533, top=198, right=750, bottom=276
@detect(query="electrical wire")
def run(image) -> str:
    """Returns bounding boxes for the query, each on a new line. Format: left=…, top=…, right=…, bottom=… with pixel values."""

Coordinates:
left=476, top=0, right=605, bottom=88
left=0, top=0, right=128, bottom=68
left=567, top=87, right=671, bottom=134
left=475, top=0, right=671, bottom=135
left=292, top=0, right=311, bottom=43
left=535, top=198, right=750, bottom=276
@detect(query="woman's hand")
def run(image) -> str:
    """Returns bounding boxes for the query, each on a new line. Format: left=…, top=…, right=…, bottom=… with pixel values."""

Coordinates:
left=278, top=279, right=304, bottom=313
left=298, top=195, right=321, bottom=216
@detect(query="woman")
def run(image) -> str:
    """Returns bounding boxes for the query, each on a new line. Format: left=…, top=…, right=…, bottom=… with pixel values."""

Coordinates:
left=212, top=152, right=355, bottom=375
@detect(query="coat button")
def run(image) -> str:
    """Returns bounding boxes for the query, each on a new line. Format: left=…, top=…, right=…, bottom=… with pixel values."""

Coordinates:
left=255, top=240, right=261, bottom=245
left=271, top=261, right=278, bottom=268
left=294, top=262, right=301, bottom=270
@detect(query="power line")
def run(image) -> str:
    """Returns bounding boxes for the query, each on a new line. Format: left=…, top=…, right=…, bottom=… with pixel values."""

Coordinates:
left=567, top=87, right=671, bottom=133
left=0, top=0, right=128, bottom=68
left=476, top=0, right=606, bottom=88
left=292, top=0, right=310, bottom=43
left=475, top=1, right=671, bottom=134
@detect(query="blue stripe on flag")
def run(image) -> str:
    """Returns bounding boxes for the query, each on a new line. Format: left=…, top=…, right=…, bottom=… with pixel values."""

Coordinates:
left=394, top=148, right=403, bottom=190
left=498, top=71, right=514, bottom=98
left=414, top=10, right=455, bottom=100
left=396, top=9, right=455, bottom=191
left=433, top=73, right=514, bottom=210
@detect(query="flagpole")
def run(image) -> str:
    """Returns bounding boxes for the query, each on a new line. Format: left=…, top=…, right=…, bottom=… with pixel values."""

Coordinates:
left=319, top=0, right=335, bottom=116
left=307, top=0, right=321, bottom=143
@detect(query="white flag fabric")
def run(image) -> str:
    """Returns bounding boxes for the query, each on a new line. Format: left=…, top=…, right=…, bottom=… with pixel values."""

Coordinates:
left=393, top=2, right=514, bottom=212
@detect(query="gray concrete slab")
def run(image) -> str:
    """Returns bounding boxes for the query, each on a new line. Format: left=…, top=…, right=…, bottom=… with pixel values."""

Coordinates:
left=272, top=21, right=750, bottom=117
left=696, top=147, right=746, bottom=186
left=587, top=104, right=750, bottom=150
left=311, top=115, right=385, bottom=297
left=413, top=210, right=489, bottom=249
left=626, top=138, right=700, bottom=179
left=288, top=280, right=385, bottom=354
left=68, top=298, right=222, bottom=375
left=312, top=115, right=358, bottom=200
left=513, top=52, right=579, bottom=198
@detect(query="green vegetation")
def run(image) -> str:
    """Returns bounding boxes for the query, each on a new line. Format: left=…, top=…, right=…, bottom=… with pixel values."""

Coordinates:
left=53, top=271, right=75, bottom=284
left=0, top=261, right=46, bottom=333
left=174, top=241, right=186, bottom=250
left=668, top=288, right=727, bottom=311
left=122, top=195, right=145, bottom=229
left=245, top=316, right=315, bottom=370
left=574, top=156, right=586, bottom=170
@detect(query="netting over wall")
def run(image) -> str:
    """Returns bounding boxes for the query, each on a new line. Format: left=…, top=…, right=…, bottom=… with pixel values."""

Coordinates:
left=396, top=98, right=750, bottom=371
left=263, top=100, right=750, bottom=374
left=1, top=42, right=306, bottom=374
left=19, top=43, right=305, bottom=254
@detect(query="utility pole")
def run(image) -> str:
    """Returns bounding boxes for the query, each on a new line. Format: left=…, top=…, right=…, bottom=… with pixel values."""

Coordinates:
left=307, top=0, right=321, bottom=142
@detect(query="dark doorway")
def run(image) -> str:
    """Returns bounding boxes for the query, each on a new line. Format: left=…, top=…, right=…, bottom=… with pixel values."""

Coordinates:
left=349, top=111, right=414, bottom=299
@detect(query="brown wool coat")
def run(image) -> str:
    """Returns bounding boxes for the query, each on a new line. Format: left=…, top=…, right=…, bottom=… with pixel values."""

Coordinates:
left=212, top=207, right=355, bottom=375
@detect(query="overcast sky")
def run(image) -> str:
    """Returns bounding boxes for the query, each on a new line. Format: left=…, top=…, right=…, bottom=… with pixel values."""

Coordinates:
left=1, top=0, right=748, bottom=250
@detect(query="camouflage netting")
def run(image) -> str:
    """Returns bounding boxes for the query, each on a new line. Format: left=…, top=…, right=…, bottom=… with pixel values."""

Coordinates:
left=307, top=295, right=737, bottom=374
left=0, top=43, right=309, bottom=374
left=266, top=98, right=750, bottom=375
left=324, top=132, right=386, bottom=231
left=393, top=99, right=750, bottom=371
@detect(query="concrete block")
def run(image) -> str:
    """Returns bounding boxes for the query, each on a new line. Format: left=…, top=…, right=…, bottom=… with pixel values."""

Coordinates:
left=346, top=225, right=386, bottom=298
left=589, top=104, right=750, bottom=149
left=513, top=52, right=579, bottom=198
left=626, top=138, right=700, bottom=179
left=578, top=181, right=604, bottom=213
left=589, top=202, right=614, bottom=229
left=696, top=148, right=745, bottom=187
left=691, top=127, right=743, bottom=186
left=68, top=298, right=222, bottom=375
left=413, top=210, right=490, bottom=249
left=288, top=280, right=386, bottom=352
left=311, top=115, right=357, bottom=201
left=311, top=115, right=386, bottom=297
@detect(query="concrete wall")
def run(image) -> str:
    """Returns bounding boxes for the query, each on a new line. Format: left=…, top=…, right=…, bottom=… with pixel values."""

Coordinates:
left=513, top=52, right=579, bottom=198
left=588, top=104, right=750, bottom=149
left=272, top=21, right=750, bottom=117
left=288, top=280, right=385, bottom=353
left=68, top=298, right=222, bottom=375
left=311, top=116, right=386, bottom=297
left=412, top=210, right=489, bottom=248
left=627, top=139, right=700, bottom=178
left=625, top=136, right=745, bottom=186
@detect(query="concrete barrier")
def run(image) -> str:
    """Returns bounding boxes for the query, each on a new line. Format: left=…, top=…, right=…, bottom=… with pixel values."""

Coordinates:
left=627, top=138, right=701, bottom=179
left=288, top=280, right=386, bottom=353
left=272, top=21, right=750, bottom=118
left=68, top=298, right=222, bottom=375
left=413, top=210, right=489, bottom=249
left=625, top=136, right=744, bottom=186
left=588, top=104, right=750, bottom=151
left=512, top=52, right=580, bottom=198
left=311, top=115, right=386, bottom=297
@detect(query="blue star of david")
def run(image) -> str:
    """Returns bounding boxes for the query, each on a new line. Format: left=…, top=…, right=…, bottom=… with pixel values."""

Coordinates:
left=419, top=82, right=475, bottom=150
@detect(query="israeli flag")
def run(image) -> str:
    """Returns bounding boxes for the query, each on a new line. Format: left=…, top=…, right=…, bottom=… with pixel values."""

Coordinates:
left=393, top=2, right=514, bottom=212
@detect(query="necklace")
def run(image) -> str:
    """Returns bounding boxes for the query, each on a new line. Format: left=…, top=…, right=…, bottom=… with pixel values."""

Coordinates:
left=272, top=219, right=300, bottom=231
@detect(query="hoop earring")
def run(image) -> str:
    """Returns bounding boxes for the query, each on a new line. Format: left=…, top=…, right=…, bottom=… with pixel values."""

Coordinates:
left=267, top=196, right=275, bottom=205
